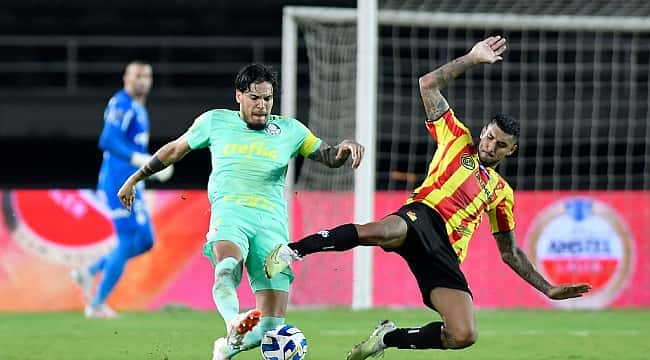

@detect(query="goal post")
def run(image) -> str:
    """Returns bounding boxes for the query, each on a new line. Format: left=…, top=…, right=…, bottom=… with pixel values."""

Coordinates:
left=282, top=4, right=378, bottom=310
left=352, top=0, right=378, bottom=310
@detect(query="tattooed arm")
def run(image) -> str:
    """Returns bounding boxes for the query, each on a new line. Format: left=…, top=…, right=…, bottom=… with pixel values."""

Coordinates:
left=308, top=139, right=364, bottom=169
left=493, top=231, right=552, bottom=294
left=494, top=231, right=591, bottom=300
left=418, top=56, right=467, bottom=120
left=419, top=36, right=507, bottom=120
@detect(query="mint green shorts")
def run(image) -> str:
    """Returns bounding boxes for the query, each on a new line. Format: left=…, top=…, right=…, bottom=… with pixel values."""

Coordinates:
left=203, top=204, right=293, bottom=293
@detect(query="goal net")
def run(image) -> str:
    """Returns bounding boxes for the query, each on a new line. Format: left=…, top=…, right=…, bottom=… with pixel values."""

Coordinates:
left=283, top=1, right=650, bottom=309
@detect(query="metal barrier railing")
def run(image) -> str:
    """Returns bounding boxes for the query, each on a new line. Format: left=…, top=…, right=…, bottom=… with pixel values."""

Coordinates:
left=0, top=35, right=287, bottom=94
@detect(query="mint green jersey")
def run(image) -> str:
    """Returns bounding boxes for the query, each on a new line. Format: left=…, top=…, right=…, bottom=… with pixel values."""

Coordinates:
left=186, top=109, right=322, bottom=220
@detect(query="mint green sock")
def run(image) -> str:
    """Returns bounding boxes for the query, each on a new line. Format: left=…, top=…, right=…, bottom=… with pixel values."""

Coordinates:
left=225, top=316, right=285, bottom=358
left=212, top=257, right=242, bottom=325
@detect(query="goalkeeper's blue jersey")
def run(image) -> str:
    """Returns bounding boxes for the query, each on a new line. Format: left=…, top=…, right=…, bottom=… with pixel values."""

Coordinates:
left=97, top=89, right=150, bottom=197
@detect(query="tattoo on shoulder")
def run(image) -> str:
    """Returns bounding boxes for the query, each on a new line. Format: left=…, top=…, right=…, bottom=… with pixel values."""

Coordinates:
left=422, top=89, right=450, bottom=121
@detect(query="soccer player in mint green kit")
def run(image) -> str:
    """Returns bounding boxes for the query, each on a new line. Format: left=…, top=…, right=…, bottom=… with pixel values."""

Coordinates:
left=116, top=63, right=365, bottom=359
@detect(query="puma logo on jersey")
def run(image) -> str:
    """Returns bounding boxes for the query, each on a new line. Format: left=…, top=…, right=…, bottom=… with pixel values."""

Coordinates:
left=406, top=211, right=418, bottom=221
left=222, top=142, right=278, bottom=161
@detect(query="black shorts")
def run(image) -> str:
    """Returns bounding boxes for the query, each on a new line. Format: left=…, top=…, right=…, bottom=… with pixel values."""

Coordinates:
left=388, top=202, right=472, bottom=310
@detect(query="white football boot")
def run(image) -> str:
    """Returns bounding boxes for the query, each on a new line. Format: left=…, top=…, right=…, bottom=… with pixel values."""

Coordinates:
left=212, top=337, right=230, bottom=360
left=226, top=308, right=262, bottom=349
left=84, top=304, right=118, bottom=319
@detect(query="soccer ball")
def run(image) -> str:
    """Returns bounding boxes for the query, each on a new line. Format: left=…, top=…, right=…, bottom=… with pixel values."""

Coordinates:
left=261, top=324, right=308, bottom=360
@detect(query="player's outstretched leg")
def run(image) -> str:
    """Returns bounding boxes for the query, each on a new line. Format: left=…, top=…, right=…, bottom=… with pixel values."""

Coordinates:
left=264, top=223, right=360, bottom=279
left=263, top=243, right=300, bottom=279
left=347, top=320, right=397, bottom=360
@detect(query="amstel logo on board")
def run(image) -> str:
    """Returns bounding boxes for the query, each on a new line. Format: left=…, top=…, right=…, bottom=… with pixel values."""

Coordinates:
left=526, top=197, right=634, bottom=309
left=2, top=189, right=116, bottom=267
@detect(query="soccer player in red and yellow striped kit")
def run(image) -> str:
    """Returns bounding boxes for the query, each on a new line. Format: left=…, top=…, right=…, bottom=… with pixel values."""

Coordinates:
left=263, top=36, right=591, bottom=359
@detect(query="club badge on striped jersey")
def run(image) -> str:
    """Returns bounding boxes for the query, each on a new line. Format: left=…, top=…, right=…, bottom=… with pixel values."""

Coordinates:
left=460, top=154, right=476, bottom=170
left=526, top=197, right=633, bottom=309
left=265, top=123, right=281, bottom=136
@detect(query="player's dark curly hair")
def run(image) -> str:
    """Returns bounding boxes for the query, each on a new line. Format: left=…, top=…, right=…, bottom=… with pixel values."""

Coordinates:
left=489, top=113, right=520, bottom=143
left=234, top=63, right=278, bottom=93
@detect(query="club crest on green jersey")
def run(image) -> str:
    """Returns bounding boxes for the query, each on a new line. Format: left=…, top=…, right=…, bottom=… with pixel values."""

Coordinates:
left=265, top=123, right=281, bottom=136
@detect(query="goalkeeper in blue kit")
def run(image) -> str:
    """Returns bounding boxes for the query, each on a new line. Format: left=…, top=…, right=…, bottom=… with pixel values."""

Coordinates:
left=71, top=60, right=173, bottom=318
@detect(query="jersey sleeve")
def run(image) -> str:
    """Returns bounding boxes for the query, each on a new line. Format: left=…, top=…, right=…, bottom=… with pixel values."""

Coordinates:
left=98, top=97, right=141, bottom=160
left=294, top=120, right=322, bottom=158
left=487, top=181, right=516, bottom=234
left=186, top=111, right=213, bottom=150
left=424, top=108, right=471, bottom=145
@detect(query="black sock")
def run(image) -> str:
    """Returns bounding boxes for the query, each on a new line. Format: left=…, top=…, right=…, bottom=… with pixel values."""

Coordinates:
left=382, top=321, right=444, bottom=350
left=288, top=224, right=359, bottom=257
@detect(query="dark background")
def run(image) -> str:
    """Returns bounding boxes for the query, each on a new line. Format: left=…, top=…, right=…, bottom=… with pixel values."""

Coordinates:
left=1, top=1, right=648, bottom=191
left=0, top=0, right=355, bottom=189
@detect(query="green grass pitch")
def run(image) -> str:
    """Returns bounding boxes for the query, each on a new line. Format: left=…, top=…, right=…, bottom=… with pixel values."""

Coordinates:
left=1, top=308, right=648, bottom=359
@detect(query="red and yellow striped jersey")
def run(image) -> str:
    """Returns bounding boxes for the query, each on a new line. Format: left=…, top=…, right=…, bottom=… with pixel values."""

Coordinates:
left=406, top=109, right=515, bottom=262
